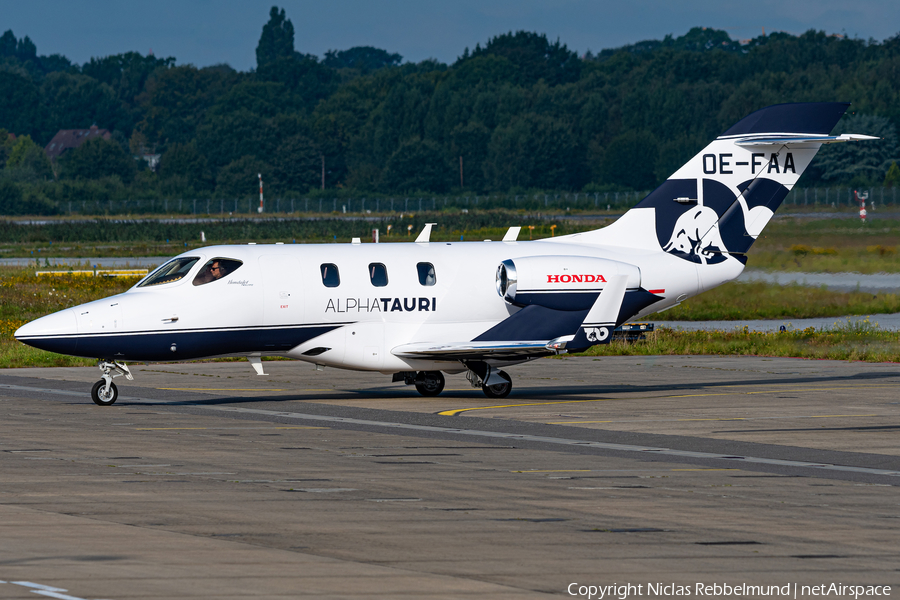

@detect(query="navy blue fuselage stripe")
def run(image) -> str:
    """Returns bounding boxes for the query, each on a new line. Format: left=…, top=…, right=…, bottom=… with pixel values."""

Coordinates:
left=22, top=325, right=342, bottom=362
left=509, top=291, right=603, bottom=311
left=18, top=322, right=354, bottom=340
left=721, top=102, right=849, bottom=136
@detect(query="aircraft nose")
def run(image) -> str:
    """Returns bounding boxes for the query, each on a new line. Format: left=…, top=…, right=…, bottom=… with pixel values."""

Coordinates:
left=14, top=309, right=80, bottom=354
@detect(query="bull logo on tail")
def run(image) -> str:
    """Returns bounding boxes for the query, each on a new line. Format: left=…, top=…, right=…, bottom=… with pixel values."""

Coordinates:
left=662, top=205, right=726, bottom=264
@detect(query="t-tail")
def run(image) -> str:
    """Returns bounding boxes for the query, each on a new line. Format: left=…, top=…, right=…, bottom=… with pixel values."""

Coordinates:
left=587, top=102, right=877, bottom=266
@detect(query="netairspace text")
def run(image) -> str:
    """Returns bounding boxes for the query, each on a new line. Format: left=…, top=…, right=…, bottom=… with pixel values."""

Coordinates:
left=567, top=582, right=892, bottom=599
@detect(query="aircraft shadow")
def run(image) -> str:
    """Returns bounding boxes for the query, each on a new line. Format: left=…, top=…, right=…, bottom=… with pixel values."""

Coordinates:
left=120, top=370, right=900, bottom=407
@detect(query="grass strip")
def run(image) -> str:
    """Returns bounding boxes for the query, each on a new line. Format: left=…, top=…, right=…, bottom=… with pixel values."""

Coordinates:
left=4, top=324, right=897, bottom=368
left=2, top=267, right=898, bottom=368
left=664, top=281, right=900, bottom=320
left=580, top=321, right=899, bottom=363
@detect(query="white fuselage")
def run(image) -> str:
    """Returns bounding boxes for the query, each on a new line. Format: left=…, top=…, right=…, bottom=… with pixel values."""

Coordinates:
left=15, top=215, right=744, bottom=373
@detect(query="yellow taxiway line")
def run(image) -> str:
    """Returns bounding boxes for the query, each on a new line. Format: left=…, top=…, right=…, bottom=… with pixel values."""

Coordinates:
left=439, top=398, right=617, bottom=416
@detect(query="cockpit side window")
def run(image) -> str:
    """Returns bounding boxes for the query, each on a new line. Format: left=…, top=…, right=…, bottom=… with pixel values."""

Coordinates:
left=138, top=257, right=200, bottom=287
left=417, top=262, right=436, bottom=286
left=321, top=263, right=340, bottom=287
left=369, top=263, right=388, bottom=287
left=192, top=258, right=243, bottom=286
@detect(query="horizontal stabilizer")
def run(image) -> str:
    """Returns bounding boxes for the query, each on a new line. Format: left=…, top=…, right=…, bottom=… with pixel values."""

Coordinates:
left=734, top=134, right=880, bottom=147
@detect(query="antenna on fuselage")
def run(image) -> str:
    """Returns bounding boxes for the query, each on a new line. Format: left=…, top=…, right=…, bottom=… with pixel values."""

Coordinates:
left=502, top=227, right=521, bottom=242
left=415, top=223, right=437, bottom=243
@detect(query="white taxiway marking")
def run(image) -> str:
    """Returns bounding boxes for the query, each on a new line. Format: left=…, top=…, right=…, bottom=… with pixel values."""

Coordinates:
left=6, top=383, right=898, bottom=478
left=0, top=384, right=158, bottom=403
left=10, top=581, right=92, bottom=600
left=209, top=406, right=900, bottom=479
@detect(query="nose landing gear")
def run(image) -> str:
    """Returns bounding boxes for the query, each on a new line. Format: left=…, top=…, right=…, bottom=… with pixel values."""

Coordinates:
left=91, top=380, right=118, bottom=406
left=91, top=360, right=133, bottom=406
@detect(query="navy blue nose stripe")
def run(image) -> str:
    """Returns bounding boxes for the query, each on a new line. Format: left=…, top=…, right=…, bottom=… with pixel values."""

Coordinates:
left=20, top=325, right=343, bottom=362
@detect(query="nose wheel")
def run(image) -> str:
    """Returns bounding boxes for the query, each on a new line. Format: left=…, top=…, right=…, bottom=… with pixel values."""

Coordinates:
left=91, top=360, right=132, bottom=406
left=91, top=380, right=118, bottom=406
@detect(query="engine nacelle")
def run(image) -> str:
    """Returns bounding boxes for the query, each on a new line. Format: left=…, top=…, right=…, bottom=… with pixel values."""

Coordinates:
left=496, top=255, right=641, bottom=311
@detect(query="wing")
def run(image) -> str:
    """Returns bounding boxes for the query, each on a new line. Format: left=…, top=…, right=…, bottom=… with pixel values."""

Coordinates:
left=391, top=340, right=560, bottom=362
left=392, top=275, right=632, bottom=362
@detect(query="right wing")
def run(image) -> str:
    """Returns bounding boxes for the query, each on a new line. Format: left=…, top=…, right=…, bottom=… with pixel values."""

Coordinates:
left=392, top=275, right=631, bottom=362
left=391, top=340, right=558, bottom=362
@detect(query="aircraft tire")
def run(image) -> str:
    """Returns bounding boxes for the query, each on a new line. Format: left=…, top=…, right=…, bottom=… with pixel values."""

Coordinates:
left=91, top=380, right=118, bottom=406
left=414, top=371, right=445, bottom=396
left=482, top=371, right=512, bottom=399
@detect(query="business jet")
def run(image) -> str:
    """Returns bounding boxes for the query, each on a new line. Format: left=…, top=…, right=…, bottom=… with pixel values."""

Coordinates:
left=15, top=102, right=875, bottom=405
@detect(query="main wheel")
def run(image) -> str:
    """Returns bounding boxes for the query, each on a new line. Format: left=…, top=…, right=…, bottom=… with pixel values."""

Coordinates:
left=414, top=371, right=445, bottom=396
left=482, top=370, right=512, bottom=398
left=91, top=380, right=118, bottom=406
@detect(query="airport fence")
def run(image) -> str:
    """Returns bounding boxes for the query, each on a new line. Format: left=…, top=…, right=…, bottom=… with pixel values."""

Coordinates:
left=47, top=186, right=900, bottom=216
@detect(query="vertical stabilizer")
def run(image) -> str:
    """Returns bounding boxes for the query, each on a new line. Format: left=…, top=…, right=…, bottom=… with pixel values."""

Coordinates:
left=638, top=102, right=849, bottom=265
left=575, top=103, right=875, bottom=267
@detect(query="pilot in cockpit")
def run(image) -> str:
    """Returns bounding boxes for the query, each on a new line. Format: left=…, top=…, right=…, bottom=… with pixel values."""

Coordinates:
left=193, top=260, right=228, bottom=285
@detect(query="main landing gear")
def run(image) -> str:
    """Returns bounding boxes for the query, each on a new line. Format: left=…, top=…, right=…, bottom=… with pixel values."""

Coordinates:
left=394, top=371, right=446, bottom=396
left=395, top=366, right=513, bottom=399
left=414, top=371, right=445, bottom=396
left=467, top=368, right=512, bottom=399
left=91, top=360, right=132, bottom=406
left=481, top=373, right=512, bottom=398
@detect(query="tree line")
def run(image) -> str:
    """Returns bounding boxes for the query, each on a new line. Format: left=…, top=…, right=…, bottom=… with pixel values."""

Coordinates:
left=1, top=7, right=899, bottom=215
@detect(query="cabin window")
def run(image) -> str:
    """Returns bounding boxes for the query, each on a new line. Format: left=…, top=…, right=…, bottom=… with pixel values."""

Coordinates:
left=369, top=263, right=388, bottom=287
left=320, top=263, right=340, bottom=287
left=138, top=257, right=200, bottom=287
left=417, top=262, right=436, bottom=286
left=192, top=258, right=243, bottom=286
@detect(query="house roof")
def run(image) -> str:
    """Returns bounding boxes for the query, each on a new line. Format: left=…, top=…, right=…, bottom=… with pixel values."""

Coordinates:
left=44, top=125, right=111, bottom=160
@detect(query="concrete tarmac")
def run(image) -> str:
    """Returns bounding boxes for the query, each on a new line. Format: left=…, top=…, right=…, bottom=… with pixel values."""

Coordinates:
left=0, top=356, right=898, bottom=599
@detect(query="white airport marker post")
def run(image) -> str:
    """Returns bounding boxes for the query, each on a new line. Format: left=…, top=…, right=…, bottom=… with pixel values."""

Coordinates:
left=257, top=173, right=264, bottom=214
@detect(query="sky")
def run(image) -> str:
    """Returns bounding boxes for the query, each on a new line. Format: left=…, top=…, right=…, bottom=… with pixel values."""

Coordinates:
left=3, top=0, right=900, bottom=70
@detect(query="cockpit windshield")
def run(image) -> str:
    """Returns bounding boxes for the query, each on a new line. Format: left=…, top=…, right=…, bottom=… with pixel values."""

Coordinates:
left=138, top=257, right=200, bottom=287
left=192, top=258, right=243, bottom=286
